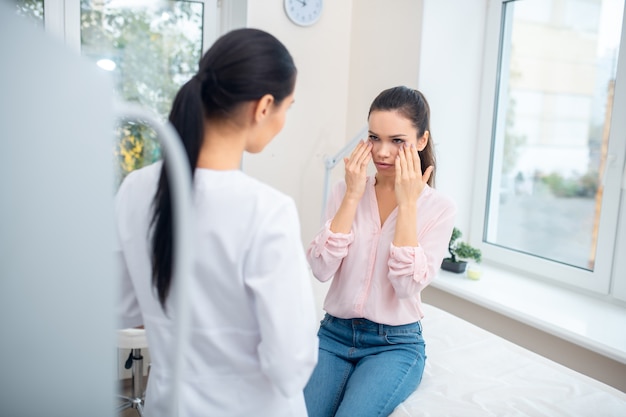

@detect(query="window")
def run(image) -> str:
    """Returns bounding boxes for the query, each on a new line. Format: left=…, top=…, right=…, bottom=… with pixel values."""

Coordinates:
left=14, top=0, right=218, bottom=183
left=15, top=0, right=44, bottom=27
left=474, top=0, right=626, bottom=298
left=80, top=0, right=206, bottom=182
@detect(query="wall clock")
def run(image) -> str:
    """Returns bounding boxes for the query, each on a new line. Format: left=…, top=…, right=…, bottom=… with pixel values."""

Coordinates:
left=284, top=0, right=323, bottom=27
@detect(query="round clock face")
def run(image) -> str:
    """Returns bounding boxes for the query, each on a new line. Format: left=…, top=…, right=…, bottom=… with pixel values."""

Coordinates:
left=284, top=0, right=323, bottom=27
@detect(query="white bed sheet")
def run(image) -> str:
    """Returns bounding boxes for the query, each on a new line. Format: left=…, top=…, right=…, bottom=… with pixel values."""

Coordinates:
left=391, top=303, right=626, bottom=417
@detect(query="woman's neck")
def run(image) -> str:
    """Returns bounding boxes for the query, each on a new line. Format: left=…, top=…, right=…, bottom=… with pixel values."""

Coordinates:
left=374, top=174, right=395, bottom=190
left=196, top=123, right=246, bottom=170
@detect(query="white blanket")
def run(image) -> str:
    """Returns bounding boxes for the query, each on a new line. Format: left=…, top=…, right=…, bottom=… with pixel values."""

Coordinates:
left=391, top=303, right=626, bottom=417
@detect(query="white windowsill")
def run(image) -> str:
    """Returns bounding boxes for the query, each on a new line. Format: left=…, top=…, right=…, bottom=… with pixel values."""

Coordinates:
left=431, top=262, right=626, bottom=365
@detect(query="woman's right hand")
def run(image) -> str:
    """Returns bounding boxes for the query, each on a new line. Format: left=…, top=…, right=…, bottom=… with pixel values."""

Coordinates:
left=329, top=140, right=372, bottom=234
left=343, top=140, right=372, bottom=201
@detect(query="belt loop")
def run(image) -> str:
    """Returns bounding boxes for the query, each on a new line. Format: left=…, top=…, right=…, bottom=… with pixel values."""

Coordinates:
left=417, top=321, right=422, bottom=333
left=378, top=323, right=384, bottom=336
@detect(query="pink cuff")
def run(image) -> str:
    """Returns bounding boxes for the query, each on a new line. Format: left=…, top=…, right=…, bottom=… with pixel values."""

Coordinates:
left=312, top=219, right=354, bottom=257
left=389, top=243, right=428, bottom=283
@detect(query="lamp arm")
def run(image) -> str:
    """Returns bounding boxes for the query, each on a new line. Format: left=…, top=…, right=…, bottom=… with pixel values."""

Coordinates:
left=113, top=100, right=193, bottom=417
left=321, top=125, right=368, bottom=224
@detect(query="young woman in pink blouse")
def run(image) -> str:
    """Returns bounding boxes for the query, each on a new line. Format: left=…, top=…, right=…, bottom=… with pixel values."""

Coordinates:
left=304, top=86, right=457, bottom=417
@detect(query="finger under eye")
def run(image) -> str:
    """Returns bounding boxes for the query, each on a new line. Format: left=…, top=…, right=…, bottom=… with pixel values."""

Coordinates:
left=398, top=145, right=407, bottom=160
left=359, top=146, right=372, bottom=165
left=351, top=141, right=366, bottom=158
left=357, top=141, right=371, bottom=158
left=412, top=144, right=419, bottom=157
left=398, top=146, right=408, bottom=171
left=404, top=144, right=415, bottom=172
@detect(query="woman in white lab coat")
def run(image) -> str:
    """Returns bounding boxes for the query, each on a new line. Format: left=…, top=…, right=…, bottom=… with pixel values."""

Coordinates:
left=115, top=28, right=319, bottom=417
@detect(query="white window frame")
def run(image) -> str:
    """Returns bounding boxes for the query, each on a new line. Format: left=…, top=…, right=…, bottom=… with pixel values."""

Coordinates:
left=612, top=174, right=626, bottom=300
left=471, top=0, right=626, bottom=299
left=41, top=0, right=220, bottom=55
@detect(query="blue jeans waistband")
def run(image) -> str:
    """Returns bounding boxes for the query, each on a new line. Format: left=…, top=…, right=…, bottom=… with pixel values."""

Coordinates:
left=323, top=313, right=422, bottom=335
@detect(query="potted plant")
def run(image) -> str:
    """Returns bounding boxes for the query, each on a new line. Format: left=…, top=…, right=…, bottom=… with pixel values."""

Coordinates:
left=441, top=227, right=482, bottom=274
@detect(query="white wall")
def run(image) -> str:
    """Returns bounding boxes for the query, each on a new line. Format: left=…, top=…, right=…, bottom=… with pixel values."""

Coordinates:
left=346, top=0, right=424, bottom=139
left=242, top=0, right=353, bottom=245
left=418, top=0, right=488, bottom=235
left=242, top=0, right=425, bottom=246
left=239, top=0, right=484, bottom=247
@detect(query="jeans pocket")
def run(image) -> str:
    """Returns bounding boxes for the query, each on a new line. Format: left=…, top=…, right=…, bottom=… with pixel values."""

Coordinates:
left=384, top=329, right=423, bottom=345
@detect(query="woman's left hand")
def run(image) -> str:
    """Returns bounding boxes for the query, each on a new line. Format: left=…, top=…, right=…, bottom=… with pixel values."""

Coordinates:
left=395, top=144, right=433, bottom=207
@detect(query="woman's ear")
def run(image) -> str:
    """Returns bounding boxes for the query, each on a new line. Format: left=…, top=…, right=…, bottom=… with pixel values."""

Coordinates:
left=253, top=94, right=275, bottom=123
left=417, top=130, right=429, bottom=151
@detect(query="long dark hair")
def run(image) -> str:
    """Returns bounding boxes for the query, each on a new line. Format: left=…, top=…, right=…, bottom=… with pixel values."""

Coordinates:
left=368, top=86, right=436, bottom=187
left=151, top=28, right=297, bottom=309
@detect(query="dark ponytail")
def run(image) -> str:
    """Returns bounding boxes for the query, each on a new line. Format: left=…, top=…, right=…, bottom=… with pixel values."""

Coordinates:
left=150, top=28, right=297, bottom=309
left=368, top=86, right=436, bottom=187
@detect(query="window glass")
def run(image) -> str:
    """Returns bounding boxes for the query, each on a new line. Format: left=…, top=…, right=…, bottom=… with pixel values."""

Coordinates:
left=80, top=0, right=204, bottom=183
left=486, top=0, right=624, bottom=270
left=15, top=0, right=44, bottom=27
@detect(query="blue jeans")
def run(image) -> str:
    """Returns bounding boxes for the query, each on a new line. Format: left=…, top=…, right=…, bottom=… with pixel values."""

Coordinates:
left=304, top=314, right=426, bottom=417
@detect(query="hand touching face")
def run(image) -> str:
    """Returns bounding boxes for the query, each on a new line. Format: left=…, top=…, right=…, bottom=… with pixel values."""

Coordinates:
left=394, top=143, right=433, bottom=206
left=343, top=140, right=372, bottom=200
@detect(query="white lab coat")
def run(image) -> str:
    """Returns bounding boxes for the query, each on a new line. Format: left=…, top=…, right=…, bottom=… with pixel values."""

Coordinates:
left=115, top=161, right=319, bottom=417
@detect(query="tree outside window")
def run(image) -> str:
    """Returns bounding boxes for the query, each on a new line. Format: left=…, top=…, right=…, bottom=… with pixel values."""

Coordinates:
left=80, top=0, right=204, bottom=185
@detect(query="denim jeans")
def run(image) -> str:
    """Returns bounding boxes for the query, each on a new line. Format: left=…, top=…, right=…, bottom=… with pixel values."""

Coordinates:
left=304, top=314, right=426, bottom=417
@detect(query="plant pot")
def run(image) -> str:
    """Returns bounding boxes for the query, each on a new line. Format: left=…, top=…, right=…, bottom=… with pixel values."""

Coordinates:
left=441, top=258, right=468, bottom=273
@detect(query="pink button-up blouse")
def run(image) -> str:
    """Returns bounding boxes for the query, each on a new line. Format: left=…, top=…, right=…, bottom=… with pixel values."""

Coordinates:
left=307, top=176, right=457, bottom=325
